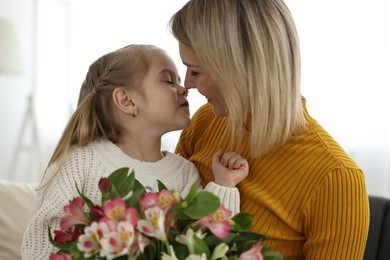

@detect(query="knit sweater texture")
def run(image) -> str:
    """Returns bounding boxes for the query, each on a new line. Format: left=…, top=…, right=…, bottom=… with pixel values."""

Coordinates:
left=175, top=100, right=369, bottom=259
left=21, top=140, right=239, bottom=259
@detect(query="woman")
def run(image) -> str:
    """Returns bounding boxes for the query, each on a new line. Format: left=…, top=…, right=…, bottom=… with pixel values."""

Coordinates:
left=169, top=0, right=369, bottom=259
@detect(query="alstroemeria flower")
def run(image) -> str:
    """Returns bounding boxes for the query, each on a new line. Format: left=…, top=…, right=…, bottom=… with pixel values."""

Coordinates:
left=90, top=205, right=105, bottom=222
left=140, top=192, right=159, bottom=210
left=60, top=197, right=90, bottom=230
left=158, top=190, right=177, bottom=211
left=239, top=240, right=264, bottom=260
left=175, top=228, right=206, bottom=254
left=210, top=243, right=229, bottom=260
left=104, top=197, right=127, bottom=221
left=185, top=253, right=207, bottom=260
left=77, top=221, right=109, bottom=257
left=53, top=226, right=82, bottom=245
left=124, top=207, right=139, bottom=226
left=116, top=221, right=136, bottom=247
left=100, top=232, right=127, bottom=259
left=131, top=232, right=149, bottom=254
left=140, top=190, right=177, bottom=212
left=137, top=206, right=167, bottom=241
left=99, top=221, right=137, bottom=259
left=49, top=252, right=72, bottom=260
left=197, top=205, right=232, bottom=238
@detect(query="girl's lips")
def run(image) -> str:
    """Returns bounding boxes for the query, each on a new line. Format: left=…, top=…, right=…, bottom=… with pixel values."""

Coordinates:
left=180, top=101, right=189, bottom=108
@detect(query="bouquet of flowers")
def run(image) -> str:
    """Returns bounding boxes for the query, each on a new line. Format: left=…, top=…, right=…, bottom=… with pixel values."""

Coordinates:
left=49, top=167, right=283, bottom=260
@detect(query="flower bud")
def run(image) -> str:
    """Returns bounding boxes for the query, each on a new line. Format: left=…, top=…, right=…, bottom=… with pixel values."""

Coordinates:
left=172, top=190, right=181, bottom=203
left=98, top=178, right=110, bottom=194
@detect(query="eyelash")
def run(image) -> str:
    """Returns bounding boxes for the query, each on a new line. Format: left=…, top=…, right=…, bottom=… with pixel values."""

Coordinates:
left=190, top=71, right=198, bottom=76
left=166, top=80, right=176, bottom=87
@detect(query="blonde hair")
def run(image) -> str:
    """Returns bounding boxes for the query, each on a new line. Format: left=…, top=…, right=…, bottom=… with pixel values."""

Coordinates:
left=38, top=44, right=160, bottom=189
left=169, top=0, right=306, bottom=157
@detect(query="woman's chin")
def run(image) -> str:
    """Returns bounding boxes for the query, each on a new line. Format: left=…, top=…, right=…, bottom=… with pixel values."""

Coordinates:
left=211, top=105, right=228, bottom=117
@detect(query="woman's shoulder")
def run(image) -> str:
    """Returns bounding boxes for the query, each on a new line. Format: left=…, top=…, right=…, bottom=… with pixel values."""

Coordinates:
left=291, top=119, right=360, bottom=172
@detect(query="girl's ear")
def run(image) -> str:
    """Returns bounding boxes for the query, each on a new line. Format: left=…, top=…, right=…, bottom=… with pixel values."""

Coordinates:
left=112, top=87, right=137, bottom=115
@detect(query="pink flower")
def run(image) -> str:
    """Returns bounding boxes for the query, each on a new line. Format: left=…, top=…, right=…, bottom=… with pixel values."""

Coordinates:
left=158, top=190, right=177, bottom=211
left=104, top=197, right=127, bottom=221
left=140, top=190, right=177, bottom=213
left=197, top=205, right=232, bottom=238
left=140, top=192, right=159, bottom=210
left=53, top=226, right=82, bottom=245
left=90, top=205, right=105, bottom=222
left=125, top=207, right=139, bottom=226
left=60, top=197, right=90, bottom=230
left=49, top=252, right=72, bottom=260
left=239, top=240, right=264, bottom=260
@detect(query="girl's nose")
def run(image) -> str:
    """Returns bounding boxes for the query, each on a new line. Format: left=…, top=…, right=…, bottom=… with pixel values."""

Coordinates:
left=178, top=86, right=188, bottom=97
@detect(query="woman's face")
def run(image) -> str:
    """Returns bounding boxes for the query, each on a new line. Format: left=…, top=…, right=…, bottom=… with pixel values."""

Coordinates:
left=179, top=42, right=228, bottom=117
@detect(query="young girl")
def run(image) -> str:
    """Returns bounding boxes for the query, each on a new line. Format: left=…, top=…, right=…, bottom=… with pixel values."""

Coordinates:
left=21, top=44, right=248, bottom=259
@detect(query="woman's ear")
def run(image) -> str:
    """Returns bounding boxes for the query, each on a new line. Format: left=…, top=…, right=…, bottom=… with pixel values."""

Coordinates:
left=112, top=87, right=137, bottom=116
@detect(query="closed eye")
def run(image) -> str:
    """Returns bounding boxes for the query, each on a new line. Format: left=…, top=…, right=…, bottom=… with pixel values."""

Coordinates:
left=190, top=71, right=198, bottom=76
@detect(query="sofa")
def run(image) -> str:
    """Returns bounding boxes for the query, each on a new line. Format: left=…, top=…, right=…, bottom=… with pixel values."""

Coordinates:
left=1, top=179, right=389, bottom=260
left=0, top=180, right=37, bottom=260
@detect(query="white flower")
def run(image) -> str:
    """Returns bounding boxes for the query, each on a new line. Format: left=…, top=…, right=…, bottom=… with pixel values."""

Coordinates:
left=161, top=245, right=179, bottom=260
left=211, top=243, right=229, bottom=260
left=185, top=253, right=207, bottom=260
left=175, top=228, right=206, bottom=254
left=77, top=222, right=102, bottom=257
left=137, top=206, right=167, bottom=241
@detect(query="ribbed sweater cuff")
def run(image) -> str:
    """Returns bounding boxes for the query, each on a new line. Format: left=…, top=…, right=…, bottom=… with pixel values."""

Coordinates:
left=204, top=182, right=240, bottom=215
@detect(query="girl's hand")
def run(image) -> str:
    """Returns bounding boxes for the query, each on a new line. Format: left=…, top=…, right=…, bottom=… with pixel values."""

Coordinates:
left=212, top=149, right=249, bottom=187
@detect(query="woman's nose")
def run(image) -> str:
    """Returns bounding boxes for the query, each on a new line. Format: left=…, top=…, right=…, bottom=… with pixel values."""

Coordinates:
left=184, top=72, right=195, bottom=90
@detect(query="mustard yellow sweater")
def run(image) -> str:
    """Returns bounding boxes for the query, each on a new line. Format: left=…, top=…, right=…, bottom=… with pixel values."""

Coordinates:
left=176, top=100, right=369, bottom=259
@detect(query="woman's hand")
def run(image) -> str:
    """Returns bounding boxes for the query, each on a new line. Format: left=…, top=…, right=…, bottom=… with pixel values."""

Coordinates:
left=212, top=149, right=249, bottom=187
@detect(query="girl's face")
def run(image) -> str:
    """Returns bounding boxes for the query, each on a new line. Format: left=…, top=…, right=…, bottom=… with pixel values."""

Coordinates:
left=135, top=50, right=190, bottom=134
left=179, top=42, right=228, bottom=117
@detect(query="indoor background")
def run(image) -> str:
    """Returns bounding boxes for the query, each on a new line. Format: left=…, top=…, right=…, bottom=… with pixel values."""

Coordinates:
left=1, top=0, right=389, bottom=199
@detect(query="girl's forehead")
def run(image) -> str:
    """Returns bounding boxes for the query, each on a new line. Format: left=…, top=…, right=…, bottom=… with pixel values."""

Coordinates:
left=148, top=51, right=178, bottom=75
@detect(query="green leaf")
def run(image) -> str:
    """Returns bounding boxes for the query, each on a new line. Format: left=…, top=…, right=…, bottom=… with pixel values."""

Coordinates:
left=157, top=179, right=168, bottom=191
left=233, top=231, right=267, bottom=244
left=182, top=183, right=199, bottom=205
left=108, top=168, right=138, bottom=200
left=203, top=233, right=235, bottom=246
left=75, top=183, right=94, bottom=209
left=231, top=212, right=254, bottom=231
left=170, top=244, right=189, bottom=259
left=264, top=251, right=284, bottom=260
left=181, top=191, right=220, bottom=219
left=126, top=180, right=146, bottom=208
left=193, top=235, right=211, bottom=258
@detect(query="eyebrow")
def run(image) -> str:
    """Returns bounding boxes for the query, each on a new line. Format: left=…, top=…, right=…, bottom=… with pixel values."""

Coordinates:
left=182, top=61, right=200, bottom=68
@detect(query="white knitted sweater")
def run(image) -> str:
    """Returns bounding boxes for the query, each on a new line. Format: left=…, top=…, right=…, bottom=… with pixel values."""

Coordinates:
left=21, top=140, right=239, bottom=259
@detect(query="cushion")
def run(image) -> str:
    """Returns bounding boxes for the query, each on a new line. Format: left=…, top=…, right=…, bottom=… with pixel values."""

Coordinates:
left=364, top=195, right=390, bottom=260
left=0, top=180, right=37, bottom=260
